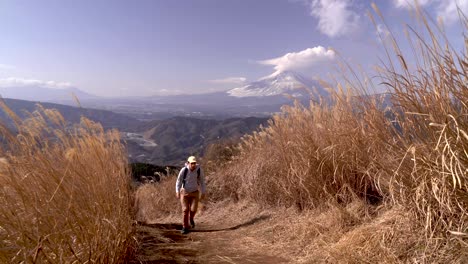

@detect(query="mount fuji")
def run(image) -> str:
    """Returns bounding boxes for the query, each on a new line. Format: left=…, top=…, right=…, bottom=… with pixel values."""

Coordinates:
left=227, top=71, right=329, bottom=99
left=111, top=70, right=333, bottom=117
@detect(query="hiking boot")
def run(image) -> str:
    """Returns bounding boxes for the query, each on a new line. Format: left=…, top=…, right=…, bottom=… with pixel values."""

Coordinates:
left=190, top=219, right=195, bottom=229
left=180, top=228, right=189, bottom=234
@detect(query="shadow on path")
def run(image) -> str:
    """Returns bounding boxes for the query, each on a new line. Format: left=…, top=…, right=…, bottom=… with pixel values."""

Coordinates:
left=138, top=222, right=182, bottom=230
left=132, top=223, right=196, bottom=264
left=191, top=215, right=270, bottom=232
left=138, top=214, right=270, bottom=233
left=133, top=214, right=288, bottom=263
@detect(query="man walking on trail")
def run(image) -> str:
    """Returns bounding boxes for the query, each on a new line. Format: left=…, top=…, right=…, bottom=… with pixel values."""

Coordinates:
left=176, top=156, right=207, bottom=234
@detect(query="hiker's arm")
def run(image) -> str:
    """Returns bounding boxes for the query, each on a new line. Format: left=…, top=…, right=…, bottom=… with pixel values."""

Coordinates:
left=175, top=169, right=184, bottom=197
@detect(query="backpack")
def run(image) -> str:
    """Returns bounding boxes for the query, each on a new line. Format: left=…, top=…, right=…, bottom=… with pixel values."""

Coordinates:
left=182, top=167, right=200, bottom=188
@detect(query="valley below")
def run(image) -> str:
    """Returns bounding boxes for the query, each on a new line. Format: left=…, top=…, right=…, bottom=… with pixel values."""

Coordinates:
left=0, top=97, right=269, bottom=166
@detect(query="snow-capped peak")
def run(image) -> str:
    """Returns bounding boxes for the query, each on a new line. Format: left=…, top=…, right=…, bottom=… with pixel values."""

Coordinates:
left=227, top=71, right=328, bottom=98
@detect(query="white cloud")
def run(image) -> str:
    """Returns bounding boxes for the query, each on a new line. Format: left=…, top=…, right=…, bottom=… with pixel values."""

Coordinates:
left=258, top=46, right=335, bottom=75
left=309, top=0, right=361, bottom=37
left=393, top=0, right=468, bottom=25
left=0, top=77, right=73, bottom=89
left=437, top=0, right=468, bottom=25
left=208, top=77, right=247, bottom=84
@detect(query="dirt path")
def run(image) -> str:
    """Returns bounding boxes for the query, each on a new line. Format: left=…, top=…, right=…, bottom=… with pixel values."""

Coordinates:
left=132, top=211, right=290, bottom=263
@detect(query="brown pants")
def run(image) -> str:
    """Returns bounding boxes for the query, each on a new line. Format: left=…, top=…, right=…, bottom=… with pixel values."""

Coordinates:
left=180, top=189, right=199, bottom=229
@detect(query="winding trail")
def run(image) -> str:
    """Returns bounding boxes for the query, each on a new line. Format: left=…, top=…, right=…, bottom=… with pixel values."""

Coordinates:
left=132, top=210, right=289, bottom=263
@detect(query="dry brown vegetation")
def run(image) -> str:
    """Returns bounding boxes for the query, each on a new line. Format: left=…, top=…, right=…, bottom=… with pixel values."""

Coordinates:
left=0, top=104, right=135, bottom=263
left=133, top=7, right=467, bottom=263
left=1, top=3, right=465, bottom=263
left=202, top=6, right=467, bottom=263
left=135, top=175, right=181, bottom=223
left=131, top=6, right=467, bottom=263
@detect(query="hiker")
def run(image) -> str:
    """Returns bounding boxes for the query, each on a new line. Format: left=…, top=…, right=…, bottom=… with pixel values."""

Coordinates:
left=175, top=156, right=207, bottom=234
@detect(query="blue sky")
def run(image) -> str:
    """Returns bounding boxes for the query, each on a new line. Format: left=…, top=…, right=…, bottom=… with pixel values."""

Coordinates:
left=0, top=0, right=466, bottom=97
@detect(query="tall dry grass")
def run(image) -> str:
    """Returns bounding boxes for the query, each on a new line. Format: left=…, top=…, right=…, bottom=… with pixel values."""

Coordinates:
left=209, top=89, right=393, bottom=209
left=369, top=4, right=467, bottom=258
left=0, top=103, right=135, bottom=263
left=134, top=175, right=181, bottom=223
left=207, top=5, right=467, bottom=261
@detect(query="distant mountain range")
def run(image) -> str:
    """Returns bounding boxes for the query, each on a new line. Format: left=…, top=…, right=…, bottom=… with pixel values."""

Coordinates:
left=0, top=71, right=330, bottom=118
left=0, top=98, right=143, bottom=131
left=0, top=80, right=394, bottom=166
left=0, top=86, right=98, bottom=104
left=0, top=71, right=393, bottom=166
left=146, top=71, right=329, bottom=109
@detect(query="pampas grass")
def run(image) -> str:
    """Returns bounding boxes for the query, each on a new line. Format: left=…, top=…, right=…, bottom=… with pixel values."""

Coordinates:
left=0, top=103, right=135, bottom=263
left=124, top=3, right=467, bottom=262
left=205, top=3, right=467, bottom=262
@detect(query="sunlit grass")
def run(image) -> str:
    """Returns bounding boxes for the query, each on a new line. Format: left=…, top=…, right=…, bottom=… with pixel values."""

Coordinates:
left=203, top=4, right=467, bottom=262
left=0, top=103, right=135, bottom=263
left=128, top=3, right=467, bottom=262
